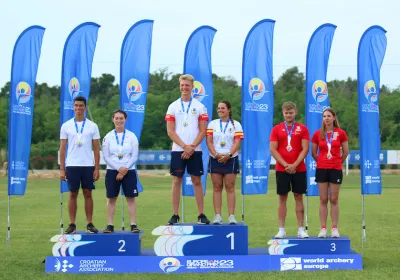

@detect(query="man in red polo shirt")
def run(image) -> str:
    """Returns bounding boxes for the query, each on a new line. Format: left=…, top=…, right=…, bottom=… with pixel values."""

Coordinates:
left=270, top=102, right=310, bottom=238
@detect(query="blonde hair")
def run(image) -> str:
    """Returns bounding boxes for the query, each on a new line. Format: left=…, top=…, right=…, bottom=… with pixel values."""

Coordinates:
left=282, top=101, right=297, bottom=111
left=320, top=108, right=340, bottom=139
left=179, top=74, right=194, bottom=83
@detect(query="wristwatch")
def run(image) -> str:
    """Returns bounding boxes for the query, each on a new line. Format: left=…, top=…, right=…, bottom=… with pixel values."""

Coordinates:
left=228, top=153, right=233, bottom=158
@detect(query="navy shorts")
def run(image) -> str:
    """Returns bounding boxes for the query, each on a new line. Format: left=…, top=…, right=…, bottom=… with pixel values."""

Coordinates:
left=105, top=169, right=138, bottom=198
left=208, top=156, right=240, bottom=174
left=315, top=168, right=343, bottom=185
left=170, top=151, right=204, bottom=177
left=276, top=171, right=307, bottom=195
left=66, top=166, right=95, bottom=192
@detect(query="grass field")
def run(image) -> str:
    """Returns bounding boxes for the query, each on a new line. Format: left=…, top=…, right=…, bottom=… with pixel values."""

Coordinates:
left=0, top=173, right=399, bottom=279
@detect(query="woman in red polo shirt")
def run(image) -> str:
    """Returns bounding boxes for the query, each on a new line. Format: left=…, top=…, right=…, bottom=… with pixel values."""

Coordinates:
left=311, top=108, right=349, bottom=238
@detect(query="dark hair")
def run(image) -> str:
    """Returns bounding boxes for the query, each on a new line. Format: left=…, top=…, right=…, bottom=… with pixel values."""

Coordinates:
left=218, top=100, right=235, bottom=129
left=73, top=96, right=87, bottom=106
left=112, top=109, right=127, bottom=119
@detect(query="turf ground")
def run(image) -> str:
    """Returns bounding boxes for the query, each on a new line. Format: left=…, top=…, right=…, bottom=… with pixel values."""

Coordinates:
left=0, top=173, right=399, bottom=279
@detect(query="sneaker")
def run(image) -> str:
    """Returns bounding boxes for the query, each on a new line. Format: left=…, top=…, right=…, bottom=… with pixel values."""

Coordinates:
left=228, top=215, right=237, bottom=225
left=331, top=228, right=340, bottom=238
left=318, top=228, right=328, bottom=238
left=213, top=214, right=223, bottom=224
left=274, top=230, right=287, bottom=239
left=168, top=214, right=180, bottom=225
left=197, top=213, right=210, bottom=225
left=86, top=223, right=98, bottom=234
left=297, top=230, right=309, bottom=238
left=103, top=225, right=114, bottom=234
left=131, top=224, right=140, bottom=233
left=65, top=223, right=76, bottom=234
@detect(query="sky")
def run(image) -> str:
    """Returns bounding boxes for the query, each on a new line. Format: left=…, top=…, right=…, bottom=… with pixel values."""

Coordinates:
left=2, top=0, right=400, bottom=88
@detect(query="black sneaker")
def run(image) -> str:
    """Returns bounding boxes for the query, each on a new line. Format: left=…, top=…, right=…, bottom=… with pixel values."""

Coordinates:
left=197, top=213, right=210, bottom=225
left=131, top=224, right=140, bottom=233
left=168, top=214, right=180, bottom=225
left=65, top=223, right=76, bottom=234
left=103, top=225, right=114, bottom=233
left=86, top=223, right=98, bottom=234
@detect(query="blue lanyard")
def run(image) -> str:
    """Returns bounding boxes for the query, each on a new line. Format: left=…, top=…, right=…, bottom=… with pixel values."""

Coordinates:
left=114, top=129, right=126, bottom=147
left=74, top=118, right=86, bottom=134
left=284, top=121, right=296, bottom=137
left=220, top=119, right=230, bottom=134
left=180, top=97, right=193, bottom=114
left=326, top=131, right=334, bottom=146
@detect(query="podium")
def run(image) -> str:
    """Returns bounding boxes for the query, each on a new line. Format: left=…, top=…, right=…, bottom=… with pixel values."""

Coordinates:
left=50, top=231, right=143, bottom=256
left=46, top=225, right=362, bottom=274
left=267, top=236, right=351, bottom=255
left=152, top=223, right=248, bottom=256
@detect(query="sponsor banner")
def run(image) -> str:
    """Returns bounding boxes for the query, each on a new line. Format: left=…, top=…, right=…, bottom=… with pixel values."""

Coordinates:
left=182, top=25, right=217, bottom=196
left=241, top=19, right=275, bottom=195
left=46, top=253, right=362, bottom=274
left=274, top=255, right=363, bottom=271
left=357, top=26, right=387, bottom=195
left=348, top=150, right=387, bottom=165
left=96, top=150, right=390, bottom=165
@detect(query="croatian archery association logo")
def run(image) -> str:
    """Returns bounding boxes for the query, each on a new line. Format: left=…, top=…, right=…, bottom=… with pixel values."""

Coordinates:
left=13, top=81, right=32, bottom=115
left=159, top=257, right=182, bottom=274
left=54, top=259, right=74, bottom=273
left=362, top=80, right=379, bottom=113
left=308, top=80, right=329, bottom=113
left=245, top=78, right=269, bottom=112
left=68, top=77, right=82, bottom=100
left=124, top=78, right=146, bottom=113
left=191, top=81, right=207, bottom=102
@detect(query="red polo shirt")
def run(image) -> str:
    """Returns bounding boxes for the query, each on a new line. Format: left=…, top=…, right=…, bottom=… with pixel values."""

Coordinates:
left=312, top=128, right=348, bottom=170
left=270, top=122, right=310, bottom=172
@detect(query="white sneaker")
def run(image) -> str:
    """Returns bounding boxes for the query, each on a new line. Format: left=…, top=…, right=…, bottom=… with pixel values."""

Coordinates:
left=228, top=215, right=237, bottom=225
left=297, top=230, right=309, bottom=238
left=318, top=228, right=328, bottom=238
left=331, top=228, right=340, bottom=238
left=275, top=230, right=286, bottom=239
left=213, top=214, right=223, bottom=225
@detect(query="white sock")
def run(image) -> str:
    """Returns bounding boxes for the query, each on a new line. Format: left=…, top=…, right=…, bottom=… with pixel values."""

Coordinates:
left=279, top=227, right=285, bottom=232
left=298, top=227, right=305, bottom=232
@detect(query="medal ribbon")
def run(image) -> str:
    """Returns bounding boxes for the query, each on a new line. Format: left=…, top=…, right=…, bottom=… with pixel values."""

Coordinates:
left=284, top=121, right=296, bottom=147
left=74, top=118, right=86, bottom=141
left=326, top=130, right=334, bottom=156
left=180, top=97, right=193, bottom=121
left=114, top=129, right=126, bottom=155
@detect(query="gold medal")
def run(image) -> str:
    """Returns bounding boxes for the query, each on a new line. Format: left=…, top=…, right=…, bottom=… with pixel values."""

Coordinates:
left=286, top=145, right=292, bottom=152
left=183, top=120, right=188, bottom=127
left=77, top=140, right=83, bottom=146
left=118, top=153, right=123, bottom=160
left=220, top=140, right=226, bottom=148
left=327, top=152, right=332, bottom=159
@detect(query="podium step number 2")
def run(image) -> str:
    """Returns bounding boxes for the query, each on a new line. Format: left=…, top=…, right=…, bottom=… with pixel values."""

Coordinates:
left=51, top=231, right=142, bottom=256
